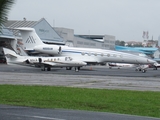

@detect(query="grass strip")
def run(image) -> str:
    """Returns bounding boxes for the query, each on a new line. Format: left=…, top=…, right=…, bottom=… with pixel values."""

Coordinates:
left=0, top=85, right=159, bottom=118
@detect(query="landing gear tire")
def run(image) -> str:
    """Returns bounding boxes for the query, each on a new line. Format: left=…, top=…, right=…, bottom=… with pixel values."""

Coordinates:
left=78, top=67, right=80, bottom=70
left=142, top=69, right=146, bottom=73
left=66, top=67, right=72, bottom=70
left=153, top=67, right=157, bottom=70
left=75, top=67, right=79, bottom=72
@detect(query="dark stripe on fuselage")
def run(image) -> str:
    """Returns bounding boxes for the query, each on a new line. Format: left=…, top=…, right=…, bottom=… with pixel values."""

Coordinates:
left=62, top=50, right=81, bottom=54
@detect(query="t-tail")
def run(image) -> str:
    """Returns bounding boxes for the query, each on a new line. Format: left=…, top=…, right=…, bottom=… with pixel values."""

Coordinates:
left=3, top=47, right=33, bottom=66
left=15, top=27, right=44, bottom=50
left=3, top=47, right=21, bottom=65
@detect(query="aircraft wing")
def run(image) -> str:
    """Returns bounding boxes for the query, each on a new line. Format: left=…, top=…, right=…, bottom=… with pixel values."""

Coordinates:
left=30, top=60, right=87, bottom=67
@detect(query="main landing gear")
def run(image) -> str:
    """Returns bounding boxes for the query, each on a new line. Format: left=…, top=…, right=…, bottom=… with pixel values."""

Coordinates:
left=66, top=67, right=80, bottom=72
left=41, top=66, right=51, bottom=71
left=75, top=67, right=80, bottom=72
left=135, top=65, right=148, bottom=73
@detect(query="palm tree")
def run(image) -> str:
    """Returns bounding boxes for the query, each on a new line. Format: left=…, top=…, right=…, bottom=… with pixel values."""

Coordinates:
left=0, top=0, right=15, bottom=31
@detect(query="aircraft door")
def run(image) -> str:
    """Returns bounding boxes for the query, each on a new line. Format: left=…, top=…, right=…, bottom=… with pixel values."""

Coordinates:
left=38, top=58, right=42, bottom=63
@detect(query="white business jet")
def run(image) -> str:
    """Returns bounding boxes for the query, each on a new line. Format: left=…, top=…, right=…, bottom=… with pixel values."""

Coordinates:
left=3, top=47, right=86, bottom=72
left=15, top=27, right=156, bottom=73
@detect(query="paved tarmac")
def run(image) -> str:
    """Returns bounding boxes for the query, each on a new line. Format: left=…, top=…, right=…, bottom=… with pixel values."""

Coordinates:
left=0, top=64, right=160, bottom=91
left=0, top=105, right=160, bottom=120
left=0, top=64, right=160, bottom=120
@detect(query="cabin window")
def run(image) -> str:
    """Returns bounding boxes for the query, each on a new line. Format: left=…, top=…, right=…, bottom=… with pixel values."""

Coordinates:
left=81, top=52, right=85, bottom=55
left=107, top=54, right=110, bottom=57
left=69, top=57, right=72, bottom=61
left=88, top=53, right=91, bottom=56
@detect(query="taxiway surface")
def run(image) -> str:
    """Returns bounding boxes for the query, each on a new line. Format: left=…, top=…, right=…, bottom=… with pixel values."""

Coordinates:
left=0, top=64, right=160, bottom=91
left=0, top=64, right=160, bottom=120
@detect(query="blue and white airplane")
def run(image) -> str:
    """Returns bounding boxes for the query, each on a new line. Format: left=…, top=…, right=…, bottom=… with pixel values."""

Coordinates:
left=15, top=27, right=156, bottom=73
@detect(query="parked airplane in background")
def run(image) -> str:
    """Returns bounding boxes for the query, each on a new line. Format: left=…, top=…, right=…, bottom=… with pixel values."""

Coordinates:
left=108, top=62, right=135, bottom=69
left=15, top=27, right=157, bottom=73
left=153, top=62, right=160, bottom=70
left=108, top=62, right=150, bottom=72
left=3, top=48, right=86, bottom=72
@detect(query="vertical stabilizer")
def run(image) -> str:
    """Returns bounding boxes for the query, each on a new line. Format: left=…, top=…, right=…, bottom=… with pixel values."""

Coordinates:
left=3, top=47, right=20, bottom=64
left=15, top=27, right=44, bottom=50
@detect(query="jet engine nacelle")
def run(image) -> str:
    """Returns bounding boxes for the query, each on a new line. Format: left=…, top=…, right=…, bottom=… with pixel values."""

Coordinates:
left=34, top=45, right=62, bottom=55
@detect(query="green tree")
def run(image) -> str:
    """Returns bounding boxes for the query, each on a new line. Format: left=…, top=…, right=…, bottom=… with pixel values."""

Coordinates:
left=0, top=0, right=15, bottom=31
left=115, top=40, right=125, bottom=46
left=119, top=41, right=125, bottom=46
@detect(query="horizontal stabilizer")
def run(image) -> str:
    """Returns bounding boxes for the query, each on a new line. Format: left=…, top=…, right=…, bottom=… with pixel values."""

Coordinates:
left=5, top=54, right=17, bottom=58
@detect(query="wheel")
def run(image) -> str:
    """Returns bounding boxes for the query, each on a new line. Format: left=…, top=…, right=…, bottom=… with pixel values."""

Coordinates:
left=66, top=67, right=72, bottom=70
left=75, top=67, right=79, bottom=72
left=78, top=67, right=80, bottom=70
left=142, top=69, right=146, bottom=73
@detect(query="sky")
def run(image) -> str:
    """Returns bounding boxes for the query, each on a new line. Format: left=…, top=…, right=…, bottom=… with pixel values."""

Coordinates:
left=8, top=0, right=160, bottom=41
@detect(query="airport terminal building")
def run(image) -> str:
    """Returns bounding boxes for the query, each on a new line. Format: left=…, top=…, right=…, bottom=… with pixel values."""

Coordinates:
left=0, top=18, right=116, bottom=61
left=54, top=27, right=115, bottom=50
